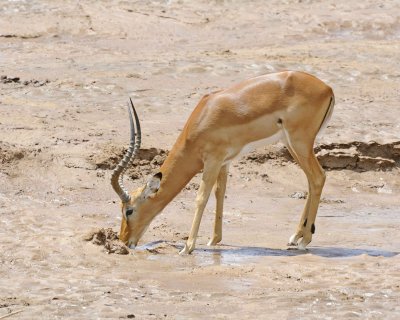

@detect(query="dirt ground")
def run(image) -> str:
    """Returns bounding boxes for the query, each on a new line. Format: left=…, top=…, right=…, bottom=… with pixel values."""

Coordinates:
left=1, top=1, right=399, bottom=319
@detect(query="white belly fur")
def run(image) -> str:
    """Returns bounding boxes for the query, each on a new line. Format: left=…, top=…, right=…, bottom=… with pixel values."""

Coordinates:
left=223, top=130, right=283, bottom=165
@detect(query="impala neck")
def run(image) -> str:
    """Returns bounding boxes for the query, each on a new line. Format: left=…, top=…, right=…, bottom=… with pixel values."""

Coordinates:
left=144, top=142, right=202, bottom=217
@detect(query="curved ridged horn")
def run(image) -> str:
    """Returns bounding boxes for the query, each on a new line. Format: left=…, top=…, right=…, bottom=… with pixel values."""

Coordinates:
left=111, top=98, right=141, bottom=203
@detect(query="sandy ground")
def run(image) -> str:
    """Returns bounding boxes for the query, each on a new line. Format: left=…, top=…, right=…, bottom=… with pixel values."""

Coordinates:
left=1, top=0, right=399, bottom=319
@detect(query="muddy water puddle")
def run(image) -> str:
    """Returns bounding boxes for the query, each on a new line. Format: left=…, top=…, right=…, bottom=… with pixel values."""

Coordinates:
left=137, top=241, right=398, bottom=267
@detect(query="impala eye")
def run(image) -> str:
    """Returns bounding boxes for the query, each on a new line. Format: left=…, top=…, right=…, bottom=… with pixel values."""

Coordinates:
left=126, top=208, right=134, bottom=216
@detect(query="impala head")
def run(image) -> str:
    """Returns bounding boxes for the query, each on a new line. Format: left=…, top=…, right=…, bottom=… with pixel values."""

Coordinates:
left=111, top=99, right=162, bottom=248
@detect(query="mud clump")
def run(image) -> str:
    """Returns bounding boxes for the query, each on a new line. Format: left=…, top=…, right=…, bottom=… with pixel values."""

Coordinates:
left=0, top=75, right=20, bottom=83
left=89, top=145, right=168, bottom=180
left=0, top=142, right=44, bottom=173
left=1, top=75, right=49, bottom=87
left=0, top=142, right=27, bottom=172
left=185, top=181, right=200, bottom=191
left=0, top=297, right=30, bottom=308
left=84, top=228, right=129, bottom=255
left=0, top=143, right=25, bottom=163
left=289, top=191, right=344, bottom=204
left=289, top=191, right=308, bottom=199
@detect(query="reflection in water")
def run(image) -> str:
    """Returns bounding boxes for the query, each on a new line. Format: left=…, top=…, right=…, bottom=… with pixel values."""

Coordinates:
left=136, top=240, right=166, bottom=251
left=195, top=246, right=398, bottom=267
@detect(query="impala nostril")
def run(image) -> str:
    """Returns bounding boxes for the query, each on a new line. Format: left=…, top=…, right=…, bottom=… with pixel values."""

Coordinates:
left=126, top=208, right=133, bottom=216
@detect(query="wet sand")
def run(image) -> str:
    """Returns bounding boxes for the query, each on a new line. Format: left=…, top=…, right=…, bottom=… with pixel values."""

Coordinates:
left=1, top=1, right=399, bottom=319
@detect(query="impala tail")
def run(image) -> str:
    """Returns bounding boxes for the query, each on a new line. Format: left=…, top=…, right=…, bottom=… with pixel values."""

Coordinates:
left=317, top=94, right=335, bottom=136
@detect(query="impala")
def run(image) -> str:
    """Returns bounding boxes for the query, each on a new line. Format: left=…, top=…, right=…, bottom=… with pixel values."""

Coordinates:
left=111, top=71, right=335, bottom=254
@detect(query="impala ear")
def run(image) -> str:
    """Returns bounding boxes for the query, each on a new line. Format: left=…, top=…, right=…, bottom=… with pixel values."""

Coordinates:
left=142, top=172, right=162, bottom=199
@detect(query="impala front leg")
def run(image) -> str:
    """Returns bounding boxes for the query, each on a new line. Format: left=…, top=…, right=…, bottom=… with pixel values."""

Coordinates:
left=180, top=161, right=222, bottom=255
left=208, top=165, right=228, bottom=246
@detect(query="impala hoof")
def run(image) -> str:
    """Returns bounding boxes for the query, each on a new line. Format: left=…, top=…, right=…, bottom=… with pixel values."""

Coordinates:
left=207, top=237, right=222, bottom=246
left=298, top=236, right=312, bottom=250
left=288, top=233, right=301, bottom=246
left=179, top=244, right=194, bottom=255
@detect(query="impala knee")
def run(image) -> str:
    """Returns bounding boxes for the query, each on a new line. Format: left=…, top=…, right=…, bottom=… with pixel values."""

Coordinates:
left=311, top=171, right=326, bottom=194
left=195, top=191, right=208, bottom=206
left=319, top=170, right=326, bottom=186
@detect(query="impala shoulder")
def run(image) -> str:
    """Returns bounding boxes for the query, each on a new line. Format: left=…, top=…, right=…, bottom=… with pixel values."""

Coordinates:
left=182, top=93, right=216, bottom=141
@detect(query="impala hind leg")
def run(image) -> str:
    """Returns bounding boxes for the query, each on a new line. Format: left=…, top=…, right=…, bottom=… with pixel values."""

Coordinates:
left=285, top=144, right=311, bottom=246
left=208, top=165, right=229, bottom=246
left=180, top=160, right=223, bottom=255
left=285, top=138, right=326, bottom=250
